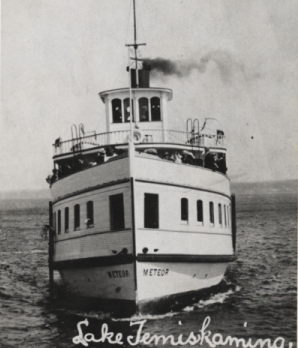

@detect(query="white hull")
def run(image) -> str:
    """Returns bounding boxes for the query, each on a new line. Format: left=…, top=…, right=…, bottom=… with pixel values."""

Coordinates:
left=57, top=261, right=227, bottom=305
left=137, top=261, right=227, bottom=303
left=59, top=263, right=135, bottom=301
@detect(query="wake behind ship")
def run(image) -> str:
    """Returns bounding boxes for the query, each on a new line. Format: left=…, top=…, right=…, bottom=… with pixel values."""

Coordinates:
left=46, top=0, right=237, bottom=312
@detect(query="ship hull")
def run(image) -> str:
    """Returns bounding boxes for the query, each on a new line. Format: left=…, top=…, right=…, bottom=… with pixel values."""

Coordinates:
left=136, top=260, right=228, bottom=303
left=59, top=262, right=135, bottom=301
left=55, top=259, right=229, bottom=309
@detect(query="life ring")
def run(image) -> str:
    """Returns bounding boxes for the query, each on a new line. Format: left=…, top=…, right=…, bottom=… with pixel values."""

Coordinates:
left=127, top=129, right=143, bottom=144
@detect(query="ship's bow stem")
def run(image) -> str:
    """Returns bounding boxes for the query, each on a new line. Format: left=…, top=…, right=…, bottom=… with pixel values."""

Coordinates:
left=129, top=140, right=138, bottom=306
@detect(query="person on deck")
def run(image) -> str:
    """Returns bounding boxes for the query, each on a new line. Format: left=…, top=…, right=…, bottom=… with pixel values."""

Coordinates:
left=182, top=150, right=195, bottom=165
left=204, top=148, right=218, bottom=171
left=216, top=154, right=227, bottom=174
left=173, top=152, right=182, bottom=164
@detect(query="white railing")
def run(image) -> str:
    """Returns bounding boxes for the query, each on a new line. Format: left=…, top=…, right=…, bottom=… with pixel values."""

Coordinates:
left=53, top=129, right=226, bottom=155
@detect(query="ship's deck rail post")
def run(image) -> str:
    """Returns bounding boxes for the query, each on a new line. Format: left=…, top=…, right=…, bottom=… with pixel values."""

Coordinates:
left=53, top=129, right=226, bottom=155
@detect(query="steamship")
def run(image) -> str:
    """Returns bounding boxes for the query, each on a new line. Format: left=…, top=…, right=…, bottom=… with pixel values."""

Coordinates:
left=48, top=1, right=236, bottom=312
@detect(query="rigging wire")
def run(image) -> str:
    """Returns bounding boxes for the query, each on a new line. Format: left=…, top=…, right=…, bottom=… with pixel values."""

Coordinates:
left=111, top=1, right=133, bottom=88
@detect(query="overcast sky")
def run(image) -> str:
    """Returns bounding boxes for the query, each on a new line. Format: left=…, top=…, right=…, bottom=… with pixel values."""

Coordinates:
left=1, top=0, right=298, bottom=192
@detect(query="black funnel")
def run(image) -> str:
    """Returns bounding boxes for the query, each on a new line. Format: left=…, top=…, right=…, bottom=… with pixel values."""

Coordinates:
left=130, top=67, right=150, bottom=88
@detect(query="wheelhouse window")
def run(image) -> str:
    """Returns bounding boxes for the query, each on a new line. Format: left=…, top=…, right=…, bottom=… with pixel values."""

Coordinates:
left=218, top=203, right=222, bottom=226
left=109, top=194, right=125, bottom=230
left=58, top=210, right=61, bottom=235
left=144, top=193, right=159, bottom=229
left=124, top=98, right=134, bottom=122
left=86, top=201, right=94, bottom=228
left=181, top=198, right=188, bottom=222
left=64, top=207, right=69, bottom=233
left=151, top=97, right=161, bottom=121
left=209, top=202, right=214, bottom=224
left=139, top=98, right=149, bottom=122
left=74, top=204, right=80, bottom=231
left=197, top=200, right=203, bottom=224
left=112, top=99, right=122, bottom=123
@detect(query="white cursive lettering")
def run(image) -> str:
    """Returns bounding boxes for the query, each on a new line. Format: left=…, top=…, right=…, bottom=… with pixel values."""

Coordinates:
left=72, top=316, right=293, bottom=348
left=72, top=319, right=123, bottom=346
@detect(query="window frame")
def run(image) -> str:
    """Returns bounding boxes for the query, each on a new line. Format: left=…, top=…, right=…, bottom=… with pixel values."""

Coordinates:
left=74, top=204, right=80, bottom=231
left=139, top=97, right=149, bottom=122
left=218, top=203, right=222, bottom=226
left=181, top=198, right=188, bottom=223
left=53, top=212, right=56, bottom=234
left=209, top=201, right=214, bottom=225
left=197, top=199, right=204, bottom=225
left=111, top=98, right=123, bottom=123
left=86, top=201, right=94, bottom=228
left=150, top=97, right=161, bottom=121
left=57, top=210, right=61, bottom=235
left=64, top=207, right=69, bottom=233
left=109, top=193, right=125, bottom=231
left=144, top=193, right=159, bottom=229
left=124, top=98, right=134, bottom=122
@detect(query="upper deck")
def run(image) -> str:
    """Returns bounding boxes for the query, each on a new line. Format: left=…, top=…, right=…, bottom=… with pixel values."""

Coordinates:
left=50, top=58, right=228, bottom=183
left=53, top=128, right=226, bottom=158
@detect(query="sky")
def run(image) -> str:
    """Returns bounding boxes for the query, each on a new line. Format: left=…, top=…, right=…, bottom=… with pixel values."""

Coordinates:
left=1, top=0, right=298, bottom=192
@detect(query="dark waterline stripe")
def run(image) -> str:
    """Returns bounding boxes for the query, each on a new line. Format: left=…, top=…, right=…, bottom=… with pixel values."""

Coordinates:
left=53, top=253, right=237, bottom=270
left=137, top=254, right=237, bottom=263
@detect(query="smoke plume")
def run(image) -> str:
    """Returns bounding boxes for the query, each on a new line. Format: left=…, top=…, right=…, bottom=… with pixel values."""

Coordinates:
left=143, top=51, right=234, bottom=83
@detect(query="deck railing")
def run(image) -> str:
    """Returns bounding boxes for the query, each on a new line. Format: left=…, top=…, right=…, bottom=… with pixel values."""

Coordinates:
left=53, top=129, right=226, bottom=155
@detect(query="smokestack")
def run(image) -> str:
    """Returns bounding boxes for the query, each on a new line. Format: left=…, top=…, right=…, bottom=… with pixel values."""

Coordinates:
left=130, top=67, right=150, bottom=88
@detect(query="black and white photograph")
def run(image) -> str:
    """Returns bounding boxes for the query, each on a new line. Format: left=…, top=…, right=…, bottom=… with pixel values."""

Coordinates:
left=1, top=0, right=297, bottom=347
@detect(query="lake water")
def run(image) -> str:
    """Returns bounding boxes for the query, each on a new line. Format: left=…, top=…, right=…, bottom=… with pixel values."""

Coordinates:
left=0, top=193, right=296, bottom=348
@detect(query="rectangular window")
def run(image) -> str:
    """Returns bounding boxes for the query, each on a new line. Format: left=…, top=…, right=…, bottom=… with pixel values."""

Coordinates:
left=64, top=207, right=69, bottom=233
left=86, top=201, right=94, bottom=228
left=181, top=198, right=188, bottom=221
left=53, top=212, right=56, bottom=233
left=109, top=194, right=125, bottom=230
left=58, top=210, right=61, bottom=234
left=224, top=205, right=227, bottom=227
left=124, top=99, right=134, bottom=122
left=74, top=204, right=80, bottom=231
left=197, top=200, right=203, bottom=224
left=209, top=202, right=214, bottom=224
left=144, top=193, right=159, bottom=229
left=218, top=203, right=222, bottom=226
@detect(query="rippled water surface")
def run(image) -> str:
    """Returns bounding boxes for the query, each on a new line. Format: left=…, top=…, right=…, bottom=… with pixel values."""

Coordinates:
left=0, top=194, right=296, bottom=348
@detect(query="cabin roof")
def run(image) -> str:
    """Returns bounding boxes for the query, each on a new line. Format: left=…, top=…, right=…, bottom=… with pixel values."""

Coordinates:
left=99, top=87, right=173, bottom=103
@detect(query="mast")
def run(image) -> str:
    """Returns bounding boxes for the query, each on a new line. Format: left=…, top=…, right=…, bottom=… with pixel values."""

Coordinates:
left=126, top=0, right=146, bottom=138
left=125, top=0, right=146, bottom=88
left=133, top=0, right=139, bottom=86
